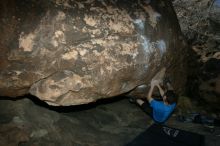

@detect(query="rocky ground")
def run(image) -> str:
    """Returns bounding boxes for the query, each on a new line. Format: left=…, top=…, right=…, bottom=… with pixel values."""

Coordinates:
left=0, top=96, right=220, bottom=146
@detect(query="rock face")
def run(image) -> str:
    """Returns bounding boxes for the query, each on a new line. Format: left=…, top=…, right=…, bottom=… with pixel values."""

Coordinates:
left=173, top=0, right=220, bottom=110
left=0, top=0, right=187, bottom=106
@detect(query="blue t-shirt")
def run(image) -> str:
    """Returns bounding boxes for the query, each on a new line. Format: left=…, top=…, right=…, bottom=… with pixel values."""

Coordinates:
left=150, top=99, right=176, bottom=123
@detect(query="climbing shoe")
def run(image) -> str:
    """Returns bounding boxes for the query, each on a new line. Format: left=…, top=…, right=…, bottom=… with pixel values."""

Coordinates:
left=128, top=97, right=137, bottom=104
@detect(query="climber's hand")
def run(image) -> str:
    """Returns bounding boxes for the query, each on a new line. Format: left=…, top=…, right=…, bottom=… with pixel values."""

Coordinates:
left=151, top=79, right=160, bottom=86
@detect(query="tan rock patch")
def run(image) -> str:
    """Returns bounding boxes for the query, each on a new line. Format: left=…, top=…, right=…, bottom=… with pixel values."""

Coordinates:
left=19, top=32, right=35, bottom=52
left=62, top=49, right=78, bottom=60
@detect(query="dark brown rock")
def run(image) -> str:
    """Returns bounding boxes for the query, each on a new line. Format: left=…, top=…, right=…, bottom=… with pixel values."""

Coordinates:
left=173, top=0, right=220, bottom=111
left=0, top=0, right=187, bottom=106
left=0, top=123, right=29, bottom=146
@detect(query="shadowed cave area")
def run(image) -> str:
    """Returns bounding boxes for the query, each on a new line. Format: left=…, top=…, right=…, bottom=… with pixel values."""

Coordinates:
left=0, top=0, right=220, bottom=146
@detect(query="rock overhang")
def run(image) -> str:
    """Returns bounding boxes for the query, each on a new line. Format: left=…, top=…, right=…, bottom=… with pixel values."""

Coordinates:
left=0, top=0, right=187, bottom=106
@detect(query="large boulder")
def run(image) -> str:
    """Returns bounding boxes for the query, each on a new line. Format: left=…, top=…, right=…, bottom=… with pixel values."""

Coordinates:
left=0, top=0, right=187, bottom=106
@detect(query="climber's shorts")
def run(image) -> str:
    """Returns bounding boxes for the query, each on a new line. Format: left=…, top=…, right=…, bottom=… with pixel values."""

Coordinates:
left=140, top=102, right=153, bottom=119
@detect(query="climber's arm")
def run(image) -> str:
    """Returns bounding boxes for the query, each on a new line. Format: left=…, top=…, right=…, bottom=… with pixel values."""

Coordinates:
left=155, top=83, right=165, bottom=97
left=147, top=81, right=155, bottom=103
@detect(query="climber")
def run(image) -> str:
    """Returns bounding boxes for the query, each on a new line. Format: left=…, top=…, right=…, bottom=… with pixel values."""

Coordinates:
left=129, top=78, right=178, bottom=123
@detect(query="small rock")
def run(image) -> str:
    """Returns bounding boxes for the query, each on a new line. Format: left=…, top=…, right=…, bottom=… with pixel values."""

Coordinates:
left=13, top=116, right=23, bottom=124
left=30, top=129, right=48, bottom=138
